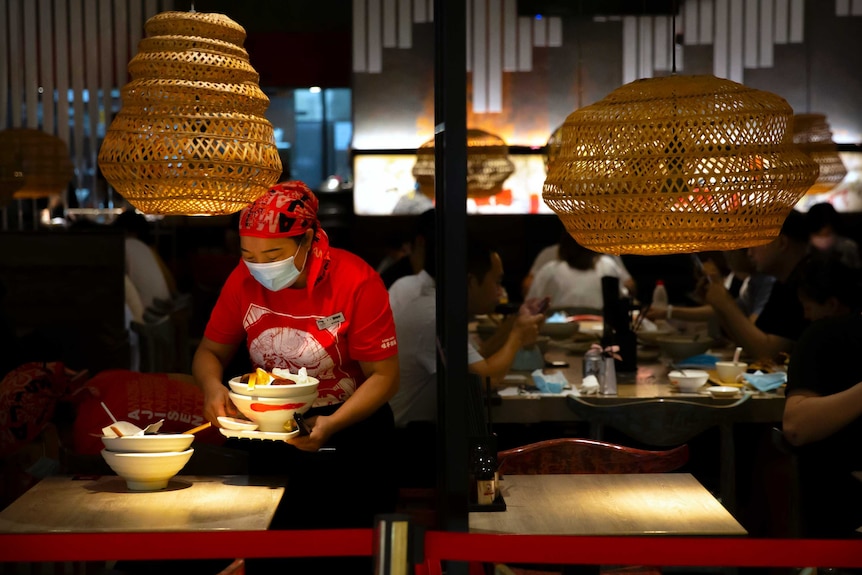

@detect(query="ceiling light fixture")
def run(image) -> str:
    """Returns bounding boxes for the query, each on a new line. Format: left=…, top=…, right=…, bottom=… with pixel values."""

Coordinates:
left=792, top=113, right=847, bottom=196
left=98, top=10, right=282, bottom=216
left=413, top=128, right=514, bottom=200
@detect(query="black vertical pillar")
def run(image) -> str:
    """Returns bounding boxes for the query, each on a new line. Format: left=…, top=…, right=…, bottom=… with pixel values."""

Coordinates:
left=434, top=0, right=469, bottom=540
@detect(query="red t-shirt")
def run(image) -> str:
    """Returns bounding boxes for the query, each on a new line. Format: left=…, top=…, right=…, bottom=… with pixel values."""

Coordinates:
left=204, top=247, right=398, bottom=406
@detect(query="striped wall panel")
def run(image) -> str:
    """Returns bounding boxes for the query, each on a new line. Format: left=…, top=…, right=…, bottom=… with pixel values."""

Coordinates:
left=1, top=0, right=173, bottom=214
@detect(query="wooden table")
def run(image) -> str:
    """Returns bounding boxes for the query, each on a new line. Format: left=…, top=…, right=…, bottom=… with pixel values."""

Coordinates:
left=490, top=348, right=786, bottom=517
left=0, top=475, right=286, bottom=533
left=492, top=349, right=786, bottom=425
left=469, top=474, right=747, bottom=536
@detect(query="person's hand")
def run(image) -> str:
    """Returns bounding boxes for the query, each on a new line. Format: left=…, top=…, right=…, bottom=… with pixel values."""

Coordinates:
left=645, top=306, right=667, bottom=321
left=202, top=382, right=239, bottom=426
left=701, top=274, right=733, bottom=307
left=512, top=312, right=542, bottom=348
left=285, top=414, right=333, bottom=452
left=521, top=296, right=551, bottom=316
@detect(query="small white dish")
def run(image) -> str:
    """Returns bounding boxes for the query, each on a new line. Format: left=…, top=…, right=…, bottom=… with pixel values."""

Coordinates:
left=218, top=428, right=300, bottom=441
left=217, top=416, right=259, bottom=431
left=708, top=386, right=740, bottom=398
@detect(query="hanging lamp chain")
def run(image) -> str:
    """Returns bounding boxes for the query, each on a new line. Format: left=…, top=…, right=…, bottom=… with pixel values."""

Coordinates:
left=671, top=0, right=677, bottom=74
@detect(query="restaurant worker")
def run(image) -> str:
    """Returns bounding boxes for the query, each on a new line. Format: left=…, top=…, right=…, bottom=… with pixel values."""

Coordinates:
left=192, top=181, right=400, bottom=573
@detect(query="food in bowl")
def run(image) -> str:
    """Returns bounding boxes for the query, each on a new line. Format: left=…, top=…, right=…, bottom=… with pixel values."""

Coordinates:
left=228, top=390, right=317, bottom=432
left=668, top=369, right=709, bottom=392
left=229, top=367, right=319, bottom=398
left=101, top=448, right=194, bottom=491
left=239, top=367, right=318, bottom=389
left=101, top=434, right=194, bottom=453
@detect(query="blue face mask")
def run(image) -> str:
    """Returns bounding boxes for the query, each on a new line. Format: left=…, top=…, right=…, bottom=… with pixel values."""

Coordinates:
left=244, top=243, right=307, bottom=291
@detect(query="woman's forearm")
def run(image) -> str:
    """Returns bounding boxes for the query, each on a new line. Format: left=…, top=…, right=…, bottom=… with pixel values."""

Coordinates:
left=326, top=357, right=399, bottom=435
left=783, top=381, right=862, bottom=446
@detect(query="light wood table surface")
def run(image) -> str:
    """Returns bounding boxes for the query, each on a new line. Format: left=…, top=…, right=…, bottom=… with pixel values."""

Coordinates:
left=469, top=474, right=747, bottom=536
left=0, top=475, right=286, bottom=533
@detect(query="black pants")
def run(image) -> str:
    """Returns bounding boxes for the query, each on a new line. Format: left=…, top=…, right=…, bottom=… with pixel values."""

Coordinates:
left=238, top=402, right=398, bottom=574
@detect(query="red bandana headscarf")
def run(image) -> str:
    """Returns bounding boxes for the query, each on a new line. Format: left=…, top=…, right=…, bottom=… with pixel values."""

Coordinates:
left=238, top=181, right=331, bottom=291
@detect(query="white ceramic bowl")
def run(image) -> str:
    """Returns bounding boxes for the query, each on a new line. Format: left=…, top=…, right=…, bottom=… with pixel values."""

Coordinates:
left=228, top=374, right=319, bottom=398
left=656, top=335, right=714, bottom=360
left=715, top=361, right=749, bottom=384
left=636, top=327, right=676, bottom=346
left=101, top=434, right=194, bottom=453
left=668, top=369, right=709, bottom=392
left=101, top=448, right=194, bottom=491
left=539, top=321, right=580, bottom=340
left=228, top=390, right=317, bottom=432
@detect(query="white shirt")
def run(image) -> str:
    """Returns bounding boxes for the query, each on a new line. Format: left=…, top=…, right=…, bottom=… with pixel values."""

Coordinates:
left=388, top=270, right=439, bottom=426
left=125, top=237, right=171, bottom=311
left=529, top=244, right=560, bottom=276
left=526, top=256, right=626, bottom=310
left=529, top=243, right=632, bottom=285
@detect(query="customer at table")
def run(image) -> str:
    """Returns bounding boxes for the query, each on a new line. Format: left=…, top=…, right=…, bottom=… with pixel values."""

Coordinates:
left=782, top=253, right=862, bottom=539
left=112, top=208, right=176, bottom=311
left=522, top=231, right=635, bottom=301
left=192, top=181, right=400, bottom=574
left=699, top=210, right=811, bottom=363
left=389, top=223, right=545, bottom=402
left=388, top=209, right=437, bottom=429
left=467, top=238, right=546, bottom=386
left=525, top=231, right=630, bottom=312
left=646, top=249, right=775, bottom=324
left=806, top=201, right=861, bottom=269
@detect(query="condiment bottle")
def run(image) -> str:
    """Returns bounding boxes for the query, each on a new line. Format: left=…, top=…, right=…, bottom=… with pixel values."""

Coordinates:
left=583, top=347, right=604, bottom=382
left=472, top=442, right=497, bottom=505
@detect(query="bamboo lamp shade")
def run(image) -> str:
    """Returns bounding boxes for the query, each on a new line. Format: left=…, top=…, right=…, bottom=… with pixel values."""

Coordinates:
left=0, top=128, right=74, bottom=201
left=0, top=162, right=25, bottom=208
left=98, top=11, right=282, bottom=216
left=544, top=124, right=564, bottom=173
left=543, top=75, right=819, bottom=255
left=792, top=113, right=847, bottom=195
left=412, top=129, right=515, bottom=199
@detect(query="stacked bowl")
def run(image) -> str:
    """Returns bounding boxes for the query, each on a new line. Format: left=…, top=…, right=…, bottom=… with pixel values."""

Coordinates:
left=100, top=433, right=195, bottom=491
left=226, top=368, right=320, bottom=433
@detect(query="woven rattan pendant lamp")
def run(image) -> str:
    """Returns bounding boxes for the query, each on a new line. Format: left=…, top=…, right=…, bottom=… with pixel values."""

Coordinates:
left=0, top=128, right=74, bottom=201
left=544, top=124, right=563, bottom=173
left=793, top=113, right=847, bottom=195
left=543, top=74, right=819, bottom=255
left=98, top=10, right=282, bottom=216
left=412, top=128, right=515, bottom=199
left=0, top=166, right=24, bottom=208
